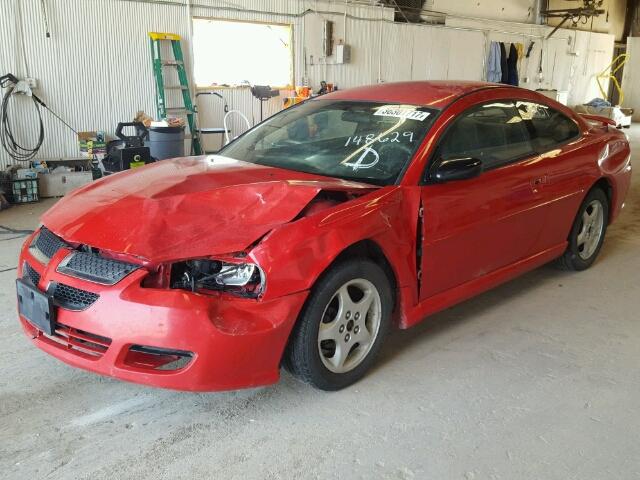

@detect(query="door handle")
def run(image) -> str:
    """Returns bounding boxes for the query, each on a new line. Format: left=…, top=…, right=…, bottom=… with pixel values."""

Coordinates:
left=531, top=175, right=548, bottom=187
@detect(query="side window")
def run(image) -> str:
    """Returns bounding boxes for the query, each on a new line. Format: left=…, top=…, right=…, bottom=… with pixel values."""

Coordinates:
left=439, top=102, right=534, bottom=170
left=516, top=101, right=580, bottom=151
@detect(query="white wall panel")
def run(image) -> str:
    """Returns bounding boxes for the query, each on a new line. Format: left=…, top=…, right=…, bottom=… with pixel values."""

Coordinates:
left=409, top=27, right=434, bottom=80
left=382, top=24, right=484, bottom=83
left=445, top=29, right=486, bottom=81
left=380, top=23, right=415, bottom=82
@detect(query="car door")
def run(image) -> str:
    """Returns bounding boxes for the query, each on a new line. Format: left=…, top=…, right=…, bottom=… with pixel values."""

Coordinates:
left=514, top=100, right=586, bottom=252
left=418, top=100, right=550, bottom=300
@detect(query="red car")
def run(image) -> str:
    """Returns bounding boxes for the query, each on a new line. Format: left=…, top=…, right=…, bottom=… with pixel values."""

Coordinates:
left=17, top=81, right=631, bottom=391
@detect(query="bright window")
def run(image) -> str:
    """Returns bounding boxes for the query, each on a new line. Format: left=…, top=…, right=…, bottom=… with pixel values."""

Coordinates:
left=192, top=18, right=293, bottom=88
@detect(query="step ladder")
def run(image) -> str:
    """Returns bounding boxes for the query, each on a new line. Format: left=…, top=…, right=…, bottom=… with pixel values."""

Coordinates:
left=148, top=32, right=202, bottom=155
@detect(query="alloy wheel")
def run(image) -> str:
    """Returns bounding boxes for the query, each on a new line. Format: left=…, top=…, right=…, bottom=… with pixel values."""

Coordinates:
left=577, top=199, right=605, bottom=260
left=317, top=278, right=382, bottom=374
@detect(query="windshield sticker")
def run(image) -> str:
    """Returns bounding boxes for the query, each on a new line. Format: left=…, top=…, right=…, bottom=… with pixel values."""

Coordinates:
left=344, top=131, right=414, bottom=147
left=342, top=146, right=380, bottom=171
left=374, top=107, right=430, bottom=121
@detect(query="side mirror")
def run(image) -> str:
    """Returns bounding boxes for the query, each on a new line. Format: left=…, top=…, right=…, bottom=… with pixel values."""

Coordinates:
left=430, top=157, right=482, bottom=183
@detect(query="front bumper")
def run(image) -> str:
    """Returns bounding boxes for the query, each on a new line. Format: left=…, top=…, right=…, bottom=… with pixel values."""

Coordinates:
left=17, top=236, right=308, bottom=392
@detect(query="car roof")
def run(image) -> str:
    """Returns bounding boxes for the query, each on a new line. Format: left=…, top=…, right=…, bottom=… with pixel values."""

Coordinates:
left=320, top=81, right=506, bottom=109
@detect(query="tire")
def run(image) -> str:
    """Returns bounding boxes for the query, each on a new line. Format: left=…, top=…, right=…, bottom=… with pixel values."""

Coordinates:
left=284, top=259, right=393, bottom=391
left=556, top=187, right=609, bottom=271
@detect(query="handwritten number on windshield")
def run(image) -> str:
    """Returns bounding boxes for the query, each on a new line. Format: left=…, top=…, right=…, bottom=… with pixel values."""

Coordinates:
left=345, top=131, right=414, bottom=147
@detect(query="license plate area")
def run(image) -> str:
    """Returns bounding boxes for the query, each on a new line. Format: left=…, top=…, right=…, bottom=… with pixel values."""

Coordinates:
left=16, top=278, right=56, bottom=335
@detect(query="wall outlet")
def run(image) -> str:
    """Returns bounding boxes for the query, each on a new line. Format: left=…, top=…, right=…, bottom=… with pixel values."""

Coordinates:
left=25, top=77, right=37, bottom=89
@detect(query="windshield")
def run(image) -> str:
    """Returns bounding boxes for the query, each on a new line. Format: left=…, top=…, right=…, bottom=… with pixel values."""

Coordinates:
left=219, top=100, right=438, bottom=185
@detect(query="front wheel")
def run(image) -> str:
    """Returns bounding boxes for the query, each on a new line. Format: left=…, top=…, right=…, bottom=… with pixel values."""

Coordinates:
left=556, top=187, right=609, bottom=271
left=285, top=259, right=392, bottom=391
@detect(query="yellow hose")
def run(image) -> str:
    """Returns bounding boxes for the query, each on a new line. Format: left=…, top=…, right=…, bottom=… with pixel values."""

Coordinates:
left=597, top=53, right=629, bottom=106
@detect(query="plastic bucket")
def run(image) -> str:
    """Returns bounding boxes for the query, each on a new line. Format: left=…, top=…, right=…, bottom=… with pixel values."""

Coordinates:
left=146, top=126, right=185, bottom=160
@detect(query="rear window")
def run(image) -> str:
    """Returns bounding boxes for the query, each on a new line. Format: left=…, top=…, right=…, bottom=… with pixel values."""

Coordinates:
left=516, top=101, right=580, bottom=151
left=439, top=102, right=533, bottom=169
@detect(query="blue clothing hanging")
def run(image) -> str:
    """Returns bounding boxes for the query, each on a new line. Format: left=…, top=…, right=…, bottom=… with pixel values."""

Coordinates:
left=487, top=41, right=502, bottom=83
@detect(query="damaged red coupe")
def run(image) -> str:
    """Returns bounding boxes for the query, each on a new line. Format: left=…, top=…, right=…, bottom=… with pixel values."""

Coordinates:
left=17, top=81, right=631, bottom=391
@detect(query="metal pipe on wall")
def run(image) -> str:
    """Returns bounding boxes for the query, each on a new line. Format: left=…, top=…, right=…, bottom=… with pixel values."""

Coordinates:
left=344, top=0, right=348, bottom=42
left=301, top=0, right=307, bottom=83
left=533, top=0, right=548, bottom=25
left=378, top=2, right=383, bottom=83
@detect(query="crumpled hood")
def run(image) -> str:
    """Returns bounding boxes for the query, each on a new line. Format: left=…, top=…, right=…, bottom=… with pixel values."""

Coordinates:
left=42, top=156, right=375, bottom=263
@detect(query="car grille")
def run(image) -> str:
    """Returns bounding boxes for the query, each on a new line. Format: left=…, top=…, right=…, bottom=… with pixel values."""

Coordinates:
left=30, top=227, right=67, bottom=261
left=23, top=262, right=41, bottom=287
left=43, top=323, right=112, bottom=360
left=51, top=282, right=100, bottom=311
left=22, top=262, right=99, bottom=311
left=57, top=251, right=139, bottom=285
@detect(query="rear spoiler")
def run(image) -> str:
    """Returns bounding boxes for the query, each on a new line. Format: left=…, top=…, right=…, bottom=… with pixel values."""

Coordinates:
left=578, top=113, right=617, bottom=127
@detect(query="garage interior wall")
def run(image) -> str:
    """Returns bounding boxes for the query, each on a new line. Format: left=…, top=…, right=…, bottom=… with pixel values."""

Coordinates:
left=0, top=0, right=615, bottom=168
left=621, top=36, right=640, bottom=121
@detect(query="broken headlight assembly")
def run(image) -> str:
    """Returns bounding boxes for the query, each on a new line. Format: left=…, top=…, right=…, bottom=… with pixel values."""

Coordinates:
left=169, top=259, right=264, bottom=298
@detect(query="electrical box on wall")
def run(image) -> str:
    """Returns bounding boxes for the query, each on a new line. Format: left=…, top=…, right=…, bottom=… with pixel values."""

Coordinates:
left=336, top=44, right=351, bottom=64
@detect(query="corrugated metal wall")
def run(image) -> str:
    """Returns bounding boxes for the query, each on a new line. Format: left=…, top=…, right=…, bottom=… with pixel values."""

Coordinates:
left=1, top=0, right=192, bottom=168
left=0, top=0, right=616, bottom=168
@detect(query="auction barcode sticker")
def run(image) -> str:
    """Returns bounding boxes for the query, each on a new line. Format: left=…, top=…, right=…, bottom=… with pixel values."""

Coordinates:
left=374, top=106, right=430, bottom=121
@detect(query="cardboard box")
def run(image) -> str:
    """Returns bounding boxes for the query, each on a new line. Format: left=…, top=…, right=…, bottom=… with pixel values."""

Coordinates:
left=78, top=131, right=106, bottom=157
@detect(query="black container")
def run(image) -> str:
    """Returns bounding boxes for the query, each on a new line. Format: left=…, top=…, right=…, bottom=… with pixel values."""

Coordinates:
left=146, top=126, right=185, bottom=160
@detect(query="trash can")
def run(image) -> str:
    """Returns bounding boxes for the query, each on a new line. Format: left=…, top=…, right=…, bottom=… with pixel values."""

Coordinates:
left=146, top=126, right=185, bottom=160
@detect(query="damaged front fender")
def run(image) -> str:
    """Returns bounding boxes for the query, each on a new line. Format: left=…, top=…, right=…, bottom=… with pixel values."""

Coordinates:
left=250, top=186, right=421, bottom=307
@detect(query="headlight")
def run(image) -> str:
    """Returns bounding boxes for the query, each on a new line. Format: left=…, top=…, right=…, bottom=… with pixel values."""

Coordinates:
left=214, top=263, right=257, bottom=286
left=169, top=259, right=263, bottom=297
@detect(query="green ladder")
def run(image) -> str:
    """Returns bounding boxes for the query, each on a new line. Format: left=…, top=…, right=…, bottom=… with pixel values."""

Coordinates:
left=148, top=32, right=202, bottom=155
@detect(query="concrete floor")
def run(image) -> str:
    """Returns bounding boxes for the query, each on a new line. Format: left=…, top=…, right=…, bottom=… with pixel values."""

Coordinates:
left=1, top=127, right=639, bottom=480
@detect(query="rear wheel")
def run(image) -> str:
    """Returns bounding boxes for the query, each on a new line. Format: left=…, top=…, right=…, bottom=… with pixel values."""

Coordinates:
left=285, top=259, right=392, bottom=391
left=556, top=187, right=609, bottom=271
